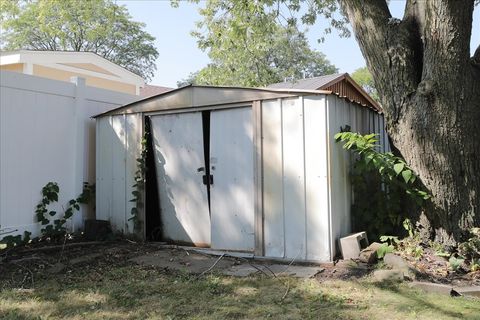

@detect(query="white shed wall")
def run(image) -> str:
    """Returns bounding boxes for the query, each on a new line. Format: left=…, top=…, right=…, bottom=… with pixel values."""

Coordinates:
left=96, top=113, right=143, bottom=233
left=326, top=95, right=389, bottom=257
left=0, top=71, right=137, bottom=238
left=262, top=96, right=331, bottom=261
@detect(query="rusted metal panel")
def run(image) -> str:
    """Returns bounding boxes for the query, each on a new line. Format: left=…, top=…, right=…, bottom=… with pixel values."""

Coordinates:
left=209, top=107, right=255, bottom=251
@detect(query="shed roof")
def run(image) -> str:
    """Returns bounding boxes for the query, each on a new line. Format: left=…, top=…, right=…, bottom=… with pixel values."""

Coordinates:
left=268, top=73, right=345, bottom=90
left=94, top=85, right=331, bottom=118
left=268, top=73, right=381, bottom=112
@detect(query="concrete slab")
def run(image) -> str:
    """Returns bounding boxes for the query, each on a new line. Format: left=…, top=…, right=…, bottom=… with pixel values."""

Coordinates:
left=130, top=250, right=234, bottom=274
left=222, top=264, right=324, bottom=278
left=131, top=249, right=325, bottom=278
left=409, top=281, right=454, bottom=296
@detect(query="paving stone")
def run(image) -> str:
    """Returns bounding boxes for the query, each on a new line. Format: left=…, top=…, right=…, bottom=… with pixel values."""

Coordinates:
left=453, top=286, right=480, bottom=298
left=372, top=269, right=404, bottom=282
left=383, top=253, right=409, bottom=270
left=409, top=281, right=454, bottom=296
left=359, top=242, right=382, bottom=264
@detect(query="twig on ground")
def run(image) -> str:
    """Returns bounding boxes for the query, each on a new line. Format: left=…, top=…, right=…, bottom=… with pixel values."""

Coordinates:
left=58, top=234, right=68, bottom=263
left=125, top=239, right=137, bottom=244
left=17, top=241, right=104, bottom=254
left=197, top=254, right=225, bottom=278
left=12, top=262, right=34, bottom=289
left=281, top=280, right=290, bottom=300
left=278, top=250, right=301, bottom=276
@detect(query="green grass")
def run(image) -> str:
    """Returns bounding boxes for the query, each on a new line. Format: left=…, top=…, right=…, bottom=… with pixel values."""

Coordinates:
left=0, top=263, right=478, bottom=320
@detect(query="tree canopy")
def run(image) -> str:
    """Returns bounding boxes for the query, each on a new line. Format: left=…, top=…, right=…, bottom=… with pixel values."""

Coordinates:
left=178, top=0, right=337, bottom=87
left=0, top=0, right=159, bottom=81
left=351, top=67, right=378, bottom=101
left=187, top=0, right=480, bottom=245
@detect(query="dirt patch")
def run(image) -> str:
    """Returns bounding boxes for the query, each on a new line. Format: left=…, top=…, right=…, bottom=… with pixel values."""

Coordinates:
left=399, top=247, right=480, bottom=286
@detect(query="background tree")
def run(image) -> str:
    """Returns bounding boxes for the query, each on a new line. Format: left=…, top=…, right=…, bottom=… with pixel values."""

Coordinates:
left=351, top=67, right=379, bottom=102
left=182, top=1, right=337, bottom=87
left=189, top=0, right=480, bottom=246
left=0, top=0, right=159, bottom=81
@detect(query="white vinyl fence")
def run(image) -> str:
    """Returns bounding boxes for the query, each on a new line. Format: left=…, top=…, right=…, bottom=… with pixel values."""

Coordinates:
left=0, top=71, right=138, bottom=238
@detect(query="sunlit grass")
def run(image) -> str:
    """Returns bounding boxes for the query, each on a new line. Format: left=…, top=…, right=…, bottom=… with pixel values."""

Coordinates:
left=0, top=264, right=479, bottom=320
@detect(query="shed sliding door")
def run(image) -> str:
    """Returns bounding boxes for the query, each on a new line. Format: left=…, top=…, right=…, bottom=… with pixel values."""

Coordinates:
left=151, top=113, right=211, bottom=246
left=210, top=108, right=255, bottom=251
left=150, top=107, right=254, bottom=251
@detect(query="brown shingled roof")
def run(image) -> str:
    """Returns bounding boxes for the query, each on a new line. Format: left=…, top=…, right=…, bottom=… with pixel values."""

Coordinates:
left=268, top=73, right=381, bottom=112
left=140, top=84, right=173, bottom=98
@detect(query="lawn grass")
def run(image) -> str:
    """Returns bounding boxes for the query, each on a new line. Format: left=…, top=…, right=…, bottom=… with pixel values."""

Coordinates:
left=0, top=262, right=478, bottom=320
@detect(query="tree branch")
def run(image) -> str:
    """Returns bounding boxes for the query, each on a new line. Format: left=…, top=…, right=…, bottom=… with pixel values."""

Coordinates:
left=340, top=0, right=420, bottom=119
left=473, top=44, right=480, bottom=65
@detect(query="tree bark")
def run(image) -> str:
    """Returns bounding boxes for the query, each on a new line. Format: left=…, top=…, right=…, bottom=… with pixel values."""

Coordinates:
left=341, top=0, right=480, bottom=245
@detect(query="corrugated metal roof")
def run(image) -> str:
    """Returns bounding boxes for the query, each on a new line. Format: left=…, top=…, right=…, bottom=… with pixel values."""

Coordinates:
left=267, top=73, right=345, bottom=90
left=93, top=85, right=331, bottom=118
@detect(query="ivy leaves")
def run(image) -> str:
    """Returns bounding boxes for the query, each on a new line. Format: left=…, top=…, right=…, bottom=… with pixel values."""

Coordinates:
left=35, top=182, right=94, bottom=238
left=334, top=132, right=430, bottom=203
left=128, top=136, right=148, bottom=234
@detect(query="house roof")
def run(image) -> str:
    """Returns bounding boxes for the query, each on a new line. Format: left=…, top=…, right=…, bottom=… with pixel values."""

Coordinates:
left=268, top=73, right=346, bottom=90
left=140, top=84, right=173, bottom=98
left=0, top=50, right=145, bottom=87
left=94, top=85, right=332, bottom=118
left=268, top=73, right=381, bottom=112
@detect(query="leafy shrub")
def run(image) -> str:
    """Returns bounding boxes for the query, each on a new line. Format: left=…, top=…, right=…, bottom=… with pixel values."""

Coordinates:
left=335, top=132, right=429, bottom=240
left=35, top=182, right=94, bottom=240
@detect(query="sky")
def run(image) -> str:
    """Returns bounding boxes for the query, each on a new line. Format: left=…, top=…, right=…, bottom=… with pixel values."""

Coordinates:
left=118, top=0, right=480, bottom=88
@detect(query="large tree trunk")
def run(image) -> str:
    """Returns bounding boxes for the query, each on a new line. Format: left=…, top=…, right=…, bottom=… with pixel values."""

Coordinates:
left=341, top=0, right=480, bottom=246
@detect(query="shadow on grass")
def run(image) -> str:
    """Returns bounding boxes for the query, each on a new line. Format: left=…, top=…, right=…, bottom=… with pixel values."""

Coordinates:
left=0, top=267, right=358, bottom=320
left=364, top=281, right=480, bottom=319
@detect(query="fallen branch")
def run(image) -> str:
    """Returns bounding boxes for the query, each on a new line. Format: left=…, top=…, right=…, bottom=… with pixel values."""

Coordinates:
left=17, top=241, right=106, bottom=254
left=281, top=280, right=290, bottom=300
left=197, top=253, right=225, bottom=278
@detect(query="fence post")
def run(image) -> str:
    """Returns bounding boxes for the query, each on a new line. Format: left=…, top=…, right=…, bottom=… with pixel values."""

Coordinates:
left=71, top=76, right=87, bottom=231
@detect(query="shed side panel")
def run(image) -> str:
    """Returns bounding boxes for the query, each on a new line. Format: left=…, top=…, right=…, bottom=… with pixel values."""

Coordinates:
left=262, top=99, right=285, bottom=258
left=303, top=96, right=331, bottom=261
left=282, top=97, right=307, bottom=259
left=111, top=115, right=127, bottom=231
left=327, top=96, right=351, bottom=256
left=96, top=117, right=113, bottom=224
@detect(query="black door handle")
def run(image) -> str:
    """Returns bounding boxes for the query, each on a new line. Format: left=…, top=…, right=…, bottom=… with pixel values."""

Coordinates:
left=202, top=174, right=213, bottom=185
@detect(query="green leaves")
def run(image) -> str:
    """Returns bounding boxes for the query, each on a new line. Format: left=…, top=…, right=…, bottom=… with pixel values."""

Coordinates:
left=35, top=182, right=94, bottom=238
left=182, top=0, right=338, bottom=87
left=393, top=163, right=404, bottom=175
left=1, top=0, right=158, bottom=80
left=335, top=131, right=430, bottom=203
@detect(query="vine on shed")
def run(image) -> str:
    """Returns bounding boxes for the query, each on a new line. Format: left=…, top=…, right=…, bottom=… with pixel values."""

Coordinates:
left=129, top=134, right=148, bottom=234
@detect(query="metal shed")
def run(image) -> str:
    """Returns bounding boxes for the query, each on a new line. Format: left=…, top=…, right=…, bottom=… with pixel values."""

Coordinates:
left=94, top=85, right=388, bottom=262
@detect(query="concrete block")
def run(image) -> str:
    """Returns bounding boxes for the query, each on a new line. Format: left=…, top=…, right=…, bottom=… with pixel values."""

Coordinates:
left=340, top=232, right=369, bottom=260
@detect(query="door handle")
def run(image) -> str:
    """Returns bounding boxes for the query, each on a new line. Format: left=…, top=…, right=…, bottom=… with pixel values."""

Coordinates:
left=202, top=174, right=213, bottom=185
